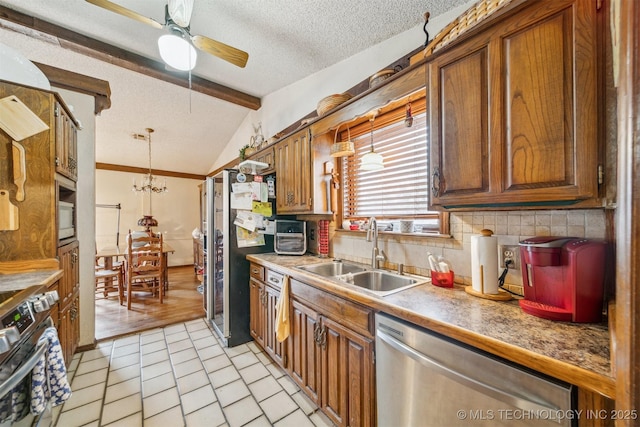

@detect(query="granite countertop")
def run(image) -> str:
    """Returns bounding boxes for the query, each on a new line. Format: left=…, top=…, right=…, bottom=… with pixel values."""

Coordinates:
left=247, top=253, right=614, bottom=399
left=0, top=270, right=63, bottom=292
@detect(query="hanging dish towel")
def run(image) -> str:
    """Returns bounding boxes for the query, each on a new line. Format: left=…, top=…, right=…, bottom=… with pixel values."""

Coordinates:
left=275, top=275, right=290, bottom=342
left=0, top=377, right=30, bottom=423
left=30, top=327, right=72, bottom=415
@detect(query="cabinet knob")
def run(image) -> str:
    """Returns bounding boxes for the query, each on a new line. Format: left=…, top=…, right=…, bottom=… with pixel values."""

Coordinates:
left=431, top=167, right=441, bottom=197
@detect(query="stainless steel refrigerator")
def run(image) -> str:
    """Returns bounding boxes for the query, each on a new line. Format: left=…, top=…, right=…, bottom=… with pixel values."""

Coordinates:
left=205, top=169, right=274, bottom=347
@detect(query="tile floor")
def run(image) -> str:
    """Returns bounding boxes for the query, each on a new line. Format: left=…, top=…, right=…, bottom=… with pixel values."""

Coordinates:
left=54, top=319, right=335, bottom=427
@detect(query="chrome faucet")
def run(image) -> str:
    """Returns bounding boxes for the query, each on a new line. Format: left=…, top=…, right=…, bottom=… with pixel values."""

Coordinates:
left=366, top=217, right=385, bottom=269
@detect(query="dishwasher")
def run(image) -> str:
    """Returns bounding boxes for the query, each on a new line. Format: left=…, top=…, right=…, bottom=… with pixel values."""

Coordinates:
left=375, top=313, right=575, bottom=426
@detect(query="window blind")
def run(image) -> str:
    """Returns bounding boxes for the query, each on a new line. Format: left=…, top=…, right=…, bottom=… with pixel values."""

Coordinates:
left=342, top=100, right=436, bottom=220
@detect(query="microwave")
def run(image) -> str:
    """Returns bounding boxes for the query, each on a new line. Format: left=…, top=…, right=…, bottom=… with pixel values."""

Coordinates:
left=274, top=220, right=306, bottom=255
left=57, top=175, right=76, bottom=241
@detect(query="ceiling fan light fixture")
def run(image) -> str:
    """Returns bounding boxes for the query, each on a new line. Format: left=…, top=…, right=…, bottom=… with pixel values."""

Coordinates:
left=158, top=33, right=197, bottom=71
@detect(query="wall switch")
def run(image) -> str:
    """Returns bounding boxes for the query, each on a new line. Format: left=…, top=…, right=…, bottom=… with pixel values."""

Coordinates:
left=498, top=245, right=520, bottom=270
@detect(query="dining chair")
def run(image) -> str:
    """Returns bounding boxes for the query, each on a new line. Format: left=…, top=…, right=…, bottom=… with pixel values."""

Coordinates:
left=95, top=244, right=124, bottom=301
left=124, top=230, right=164, bottom=310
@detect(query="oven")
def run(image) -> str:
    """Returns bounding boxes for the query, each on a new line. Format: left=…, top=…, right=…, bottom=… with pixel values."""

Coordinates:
left=0, top=285, right=61, bottom=427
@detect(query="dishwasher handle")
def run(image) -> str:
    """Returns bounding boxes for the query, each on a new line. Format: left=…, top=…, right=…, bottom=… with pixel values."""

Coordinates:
left=376, top=328, right=562, bottom=417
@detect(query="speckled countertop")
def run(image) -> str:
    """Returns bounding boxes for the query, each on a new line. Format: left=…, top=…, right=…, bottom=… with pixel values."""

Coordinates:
left=247, top=253, right=614, bottom=399
left=0, top=270, right=63, bottom=292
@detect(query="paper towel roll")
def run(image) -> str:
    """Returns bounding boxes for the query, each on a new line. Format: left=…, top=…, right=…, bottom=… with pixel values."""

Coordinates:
left=471, top=229, right=499, bottom=294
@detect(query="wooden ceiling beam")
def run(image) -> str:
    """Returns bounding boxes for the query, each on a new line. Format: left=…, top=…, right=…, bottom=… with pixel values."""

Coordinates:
left=0, top=5, right=261, bottom=110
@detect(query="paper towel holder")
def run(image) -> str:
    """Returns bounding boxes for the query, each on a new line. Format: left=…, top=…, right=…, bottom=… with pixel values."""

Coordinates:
left=465, top=229, right=512, bottom=301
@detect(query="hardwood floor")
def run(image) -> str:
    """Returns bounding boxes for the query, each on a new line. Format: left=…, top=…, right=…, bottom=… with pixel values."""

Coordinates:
left=94, top=265, right=206, bottom=341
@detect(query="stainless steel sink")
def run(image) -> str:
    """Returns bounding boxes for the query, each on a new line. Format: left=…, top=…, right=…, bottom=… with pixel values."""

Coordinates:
left=296, top=260, right=368, bottom=277
left=336, top=270, right=427, bottom=296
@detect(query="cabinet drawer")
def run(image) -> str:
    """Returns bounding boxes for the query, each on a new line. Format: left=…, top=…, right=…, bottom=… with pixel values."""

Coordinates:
left=266, top=269, right=284, bottom=288
left=290, top=278, right=373, bottom=337
left=250, top=263, right=265, bottom=281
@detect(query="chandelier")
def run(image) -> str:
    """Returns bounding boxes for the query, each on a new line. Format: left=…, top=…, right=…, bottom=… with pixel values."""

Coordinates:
left=132, top=128, right=168, bottom=194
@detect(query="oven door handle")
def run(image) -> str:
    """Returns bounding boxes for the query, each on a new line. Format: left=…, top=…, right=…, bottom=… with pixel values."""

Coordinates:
left=0, top=335, right=48, bottom=398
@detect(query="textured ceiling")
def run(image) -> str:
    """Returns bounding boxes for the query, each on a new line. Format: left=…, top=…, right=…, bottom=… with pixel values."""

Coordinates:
left=0, top=0, right=470, bottom=174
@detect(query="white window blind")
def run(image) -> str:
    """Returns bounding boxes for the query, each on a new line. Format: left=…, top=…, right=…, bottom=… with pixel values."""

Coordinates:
left=342, top=99, right=436, bottom=221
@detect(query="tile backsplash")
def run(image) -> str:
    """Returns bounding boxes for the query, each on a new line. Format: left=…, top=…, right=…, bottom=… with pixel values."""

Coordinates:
left=329, top=209, right=606, bottom=293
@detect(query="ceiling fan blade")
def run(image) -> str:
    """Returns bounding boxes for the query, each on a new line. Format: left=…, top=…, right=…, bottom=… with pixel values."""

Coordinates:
left=85, top=0, right=163, bottom=29
left=191, top=34, right=249, bottom=68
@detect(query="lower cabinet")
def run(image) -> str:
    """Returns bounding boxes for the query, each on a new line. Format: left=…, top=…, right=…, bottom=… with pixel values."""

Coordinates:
left=57, top=240, right=80, bottom=367
left=250, top=263, right=375, bottom=427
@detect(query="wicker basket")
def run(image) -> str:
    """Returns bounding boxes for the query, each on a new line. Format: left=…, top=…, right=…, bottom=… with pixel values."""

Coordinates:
left=317, top=93, right=352, bottom=116
left=424, top=0, right=514, bottom=57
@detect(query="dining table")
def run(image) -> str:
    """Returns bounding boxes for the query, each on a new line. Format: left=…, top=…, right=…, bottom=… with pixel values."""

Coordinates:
left=96, top=242, right=175, bottom=290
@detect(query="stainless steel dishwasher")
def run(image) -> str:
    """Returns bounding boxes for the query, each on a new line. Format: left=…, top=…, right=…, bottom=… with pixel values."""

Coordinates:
left=376, top=313, right=575, bottom=426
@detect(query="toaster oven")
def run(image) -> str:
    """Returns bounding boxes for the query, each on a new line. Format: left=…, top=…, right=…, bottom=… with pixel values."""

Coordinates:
left=274, top=220, right=306, bottom=255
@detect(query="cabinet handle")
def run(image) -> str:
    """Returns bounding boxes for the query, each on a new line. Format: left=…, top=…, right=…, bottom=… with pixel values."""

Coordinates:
left=431, top=167, right=441, bottom=197
left=319, top=326, right=327, bottom=349
left=313, top=323, right=320, bottom=344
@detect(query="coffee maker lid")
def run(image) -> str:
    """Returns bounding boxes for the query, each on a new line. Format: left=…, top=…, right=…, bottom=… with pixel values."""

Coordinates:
left=519, top=236, right=577, bottom=248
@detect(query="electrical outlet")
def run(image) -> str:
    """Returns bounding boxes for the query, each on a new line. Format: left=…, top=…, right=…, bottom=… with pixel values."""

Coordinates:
left=498, top=245, right=520, bottom=270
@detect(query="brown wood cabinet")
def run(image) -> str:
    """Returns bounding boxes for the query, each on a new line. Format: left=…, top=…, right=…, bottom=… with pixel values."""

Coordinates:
left=250, top=264, right=375, bottom=427
left=57, top=240, right=80, bottom=364
left=248, top=146, right=275, bottom=174
left=428, top=0, right=601, bottom=209
left=249, top=265, right=287, bottom=367
left=54, top=100, right=78, bottom=181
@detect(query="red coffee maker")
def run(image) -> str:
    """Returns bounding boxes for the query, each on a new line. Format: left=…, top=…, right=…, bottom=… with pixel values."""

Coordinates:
left=518, top=237, right=606, bottom=322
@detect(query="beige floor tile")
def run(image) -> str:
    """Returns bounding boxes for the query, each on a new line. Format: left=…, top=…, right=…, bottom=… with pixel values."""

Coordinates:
left=75, top=356, right=111, bottom=375
left=141, top=340, right=167, bottom=355
left=292, top=390, right=318, bottom=415
left=176, top=369, right=210, bottom=395
left=188, top=327, right=213, bottom=341
left=180, top=384, right=217, bottom=415
left=239, top=363, right=270, bottom=385
left=223, top=343, right=250, bottom=357
left=141, top=360, right=172, bottom=381
left=217, top=379, right=250, bottom=407
left=140, top=349, right=169, bottom=367
left=109, top=352, right=140, bottom=371
left=70, top=368, right=108, bottom=390
left=170, top=347, right=198, bottom=364
left=60, top=382, right=104, bottom=411
left=104, top=377, right=141, bottom=403
left=248, top=375, right=282, bottom=402
left=101, top=412, right=143, bottom=427
left=142, top=371, right=176, bottom=397
left=164, top=323, right=187, bottom=334
left=143, top=387, right=181, bottom=418
left=113, top=335, right=139, bottom=348
left=197, top=343, right=225, bottom=361
left=231, top=351, right=260, bottom=370
left=101, top=393, right=142, bottom=425
left=140, top=330, right=164, bottom=345
left=260, top=390, right=299, bottom=423
left=277, top=374, right=299, bottom=395
left=107, top=364, right=141, bottom=386
left=244, top=415, right=273, bottom=427
left=266, top=362, right=286, bottom=379
left=223, top=395, right=263, bottom=426
left=165, top=330, right=190, bottom=343
left=173, top=358, right=203, bottom=378
left=79, top=345, right=112, bottom=362
left=168, top=338, right=194, bottom=354
left=184, top=402, right=226, bottom=427
left=208, top=365, right=241, bottom=388
left=309, top=410, right=335, bottom=427
left=111, top=342, right=139, bottom=358
left=57, top=400, right=103, bottom=426
left=192, top=335, right=218, bottom=350
left=202, top=353, right=232, bottom=373
left=144, top=405, right=185, bottom=427
left=275, top=409, right=317, bottom=427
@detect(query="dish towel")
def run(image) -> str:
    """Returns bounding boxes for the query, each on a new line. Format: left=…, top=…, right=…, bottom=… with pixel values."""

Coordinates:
left=30, top=327, right=72, bottom=415
left=275, top=275, right=290, bottom=342
left=0, top=377, right=30, bottom=423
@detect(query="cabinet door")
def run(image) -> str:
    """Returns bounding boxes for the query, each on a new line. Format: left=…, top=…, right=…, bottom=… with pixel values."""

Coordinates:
left=264, top=284, right=287, bottom=368
left=499, top=0, right=598, bottom=203
left=275, top=129, right=312, bottom=213
left=428, top=41, right=491, bottom=206
left=289, top=298, right=321, bottom=403
left=428, top=0, right=599, bottom=208
left=57, top=240, right=79, bottom=305
left=320, top=316, right=374, bottom=427
left=54, top=102, right=78, bottom=181
left=250, top=147, right=275, bottom=174
left=59, top=293, right=79, bottom=367
left=249, top=279, right=265, bottom=348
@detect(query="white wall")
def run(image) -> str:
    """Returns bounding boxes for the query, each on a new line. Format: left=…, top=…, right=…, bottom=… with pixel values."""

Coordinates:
left=56, top=88, right=96, bottom=348
left=212, top=2, right=473, bottom=171
left=95, top=170, right=202, bottom=266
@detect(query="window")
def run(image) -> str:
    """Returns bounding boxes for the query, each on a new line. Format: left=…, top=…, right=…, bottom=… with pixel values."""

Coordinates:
left=341, top=98, right=442, bottom=234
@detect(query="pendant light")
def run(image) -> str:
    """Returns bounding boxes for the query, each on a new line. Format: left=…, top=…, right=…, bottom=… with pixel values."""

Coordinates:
left=360, top=116, right=384, bottom=171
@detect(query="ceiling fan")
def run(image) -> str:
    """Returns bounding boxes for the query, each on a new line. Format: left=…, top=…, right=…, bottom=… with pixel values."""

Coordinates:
left=85, top=0, right=249, bottom=69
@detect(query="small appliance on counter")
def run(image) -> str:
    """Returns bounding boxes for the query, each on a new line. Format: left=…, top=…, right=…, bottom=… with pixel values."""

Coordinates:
left=519, top=236, right=606, bottom=322
left=274, top=220, right=306, bottom=255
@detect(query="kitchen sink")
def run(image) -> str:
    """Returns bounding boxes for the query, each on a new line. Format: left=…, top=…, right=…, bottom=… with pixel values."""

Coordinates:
left=296, top=260, right=428, bottom=296
left=296, top=260, right=368, bottom=277
left=336, top=270, right=427, bottom=296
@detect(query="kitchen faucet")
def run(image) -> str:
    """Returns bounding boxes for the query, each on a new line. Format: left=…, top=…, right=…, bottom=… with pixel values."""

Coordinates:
left=366, top=217, right=386, bottom=269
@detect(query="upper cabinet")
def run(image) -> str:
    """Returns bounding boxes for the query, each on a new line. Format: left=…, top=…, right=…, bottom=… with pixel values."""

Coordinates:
left=428, top=0, right=601, bottom=209
left=54, top=101, right=78, bottom=181
left=275, top=128, right=332, bottom=215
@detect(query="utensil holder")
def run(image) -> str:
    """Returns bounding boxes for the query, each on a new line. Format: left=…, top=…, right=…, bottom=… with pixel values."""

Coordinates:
left=431, top=270, right=454, bottom=288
